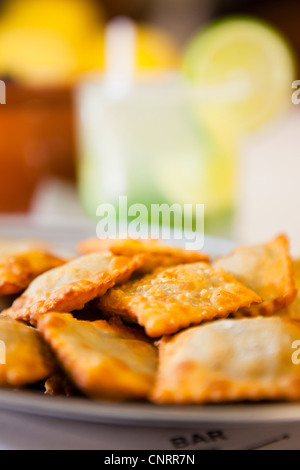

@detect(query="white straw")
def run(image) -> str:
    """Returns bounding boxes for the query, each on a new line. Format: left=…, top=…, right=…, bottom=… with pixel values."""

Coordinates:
left=104, top=16, right=136, bottom=90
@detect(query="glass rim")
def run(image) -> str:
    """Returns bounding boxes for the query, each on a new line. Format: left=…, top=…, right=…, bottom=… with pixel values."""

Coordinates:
left=75, top=70, right=249, bottom=104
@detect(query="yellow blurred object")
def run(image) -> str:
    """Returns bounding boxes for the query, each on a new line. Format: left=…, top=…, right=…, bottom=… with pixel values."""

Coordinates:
left=0, top=0, right=180, bottom=85
left=0, top=0, right=104, bottom=37
left=82, top=24, right=180, bottom=75
left=0, top=27, right=79, bottom=85
left=0, top=0, right=105, bottom=85
left=136, top=25, right=180, bottom=72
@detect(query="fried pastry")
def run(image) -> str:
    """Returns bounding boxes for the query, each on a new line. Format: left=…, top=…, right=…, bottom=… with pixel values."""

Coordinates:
left=37, top=313, right=158, bottom=400
left=0, top=316, right=55, bottom=387
left=152, top=317, right=300, bottom=404
left=0, top=251, right=66, bottom=296
left=287, top=259, right=300, bottom=320
left=77, top=237, right=209, bottom=273
left=4, top=253, right=143, bottom=324
left=0, top=239, right=65, bottom=296
left=213, top=235, right=296, bottom=316
left=98, top=262, right=261, bottom=337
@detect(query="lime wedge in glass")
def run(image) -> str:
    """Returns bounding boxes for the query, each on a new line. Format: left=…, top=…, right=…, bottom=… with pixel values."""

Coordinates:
left=182, top=17, right=295, bottom=131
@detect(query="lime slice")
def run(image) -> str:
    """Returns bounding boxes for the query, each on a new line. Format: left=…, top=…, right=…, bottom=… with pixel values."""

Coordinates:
left=182, top=17, right=295, bottom=131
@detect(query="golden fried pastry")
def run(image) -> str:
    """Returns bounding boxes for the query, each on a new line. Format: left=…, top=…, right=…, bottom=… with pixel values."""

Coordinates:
left=4, top=253, right=143, bottom=324
left=213, top=235, right=296, bottom=317
left=152, top=317, right=300, bottom=404
left=77, top=237, right=209, bottom=273
left=0, top=251, right=66, bottom=296
left=37, top=313, right=158, bottom=400
left=0, top=316, right=55, bottom=387
left=287, top=259, right=300, bottom=320
left=98, top=262, right=261, bottom=337
left=0, top=239, right=65, bottom=296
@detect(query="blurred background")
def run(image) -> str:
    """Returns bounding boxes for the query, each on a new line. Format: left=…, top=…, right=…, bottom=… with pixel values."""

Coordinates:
left=0, top=0, right=299, bottom=252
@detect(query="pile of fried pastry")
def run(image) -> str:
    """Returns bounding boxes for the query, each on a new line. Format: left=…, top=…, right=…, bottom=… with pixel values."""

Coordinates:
left=0, top=234, right=300, bottom=404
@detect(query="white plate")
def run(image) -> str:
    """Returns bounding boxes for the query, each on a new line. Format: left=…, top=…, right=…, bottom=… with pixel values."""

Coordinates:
left=1, top=216, right=299, bottom=431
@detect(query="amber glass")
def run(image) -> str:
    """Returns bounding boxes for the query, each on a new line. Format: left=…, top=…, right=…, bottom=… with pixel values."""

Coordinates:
left=0, top=84, right=76, bottom=212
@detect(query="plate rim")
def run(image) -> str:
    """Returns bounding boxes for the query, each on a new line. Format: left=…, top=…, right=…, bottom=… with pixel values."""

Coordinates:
left=1, top=389, right=300, bottom=427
